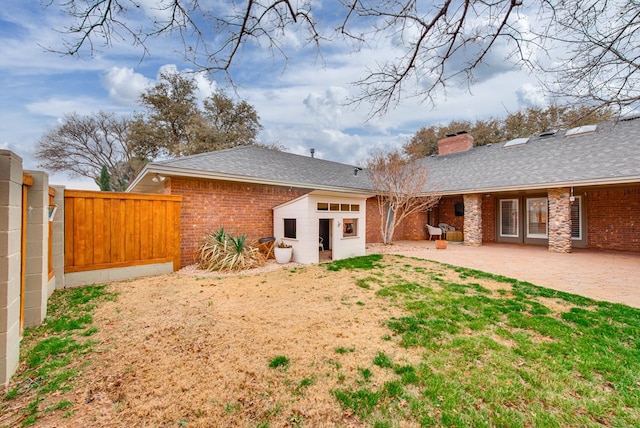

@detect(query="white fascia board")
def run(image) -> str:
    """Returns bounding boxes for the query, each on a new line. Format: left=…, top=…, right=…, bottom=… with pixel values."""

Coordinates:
left=131, top=165, right=375, bottom=195
left=427, top=176, right=640, bottom=196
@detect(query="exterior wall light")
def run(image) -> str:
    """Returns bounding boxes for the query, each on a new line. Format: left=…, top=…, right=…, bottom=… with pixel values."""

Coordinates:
left=151, top=173, right=165, bottom=183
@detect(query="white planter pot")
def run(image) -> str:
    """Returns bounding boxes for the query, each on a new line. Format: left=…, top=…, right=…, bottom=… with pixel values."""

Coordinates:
left=274, top=247, right=293, bottom=264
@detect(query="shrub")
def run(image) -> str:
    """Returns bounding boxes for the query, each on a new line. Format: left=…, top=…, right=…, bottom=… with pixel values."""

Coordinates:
left=198, top=227, right=266, bottom=272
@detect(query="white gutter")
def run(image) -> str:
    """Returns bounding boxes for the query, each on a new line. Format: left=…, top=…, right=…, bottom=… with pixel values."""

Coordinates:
left=424, top=175, right=640, bottom=196
left=127, top=164, right=375, bottom=195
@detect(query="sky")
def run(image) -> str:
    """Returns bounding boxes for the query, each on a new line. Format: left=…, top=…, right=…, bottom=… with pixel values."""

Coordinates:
left=0, top=2, right=549, bottom=190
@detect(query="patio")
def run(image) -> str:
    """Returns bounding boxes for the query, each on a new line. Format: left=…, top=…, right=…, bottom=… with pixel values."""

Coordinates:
left=367, top=241, right=640, bottom=308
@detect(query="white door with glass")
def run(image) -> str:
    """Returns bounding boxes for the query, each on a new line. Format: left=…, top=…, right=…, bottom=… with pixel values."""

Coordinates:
left=526, top=198, right=548, bottom=238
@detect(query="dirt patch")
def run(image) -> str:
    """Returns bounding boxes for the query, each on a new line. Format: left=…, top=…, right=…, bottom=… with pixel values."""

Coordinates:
left=31, top=256, right=426, bottom=427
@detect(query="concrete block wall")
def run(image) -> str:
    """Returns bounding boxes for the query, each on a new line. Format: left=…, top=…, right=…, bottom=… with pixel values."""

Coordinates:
left=0, top=150, right=23, bottom=388
left=23, top=171, right=50, bottom=327
left=52, top=186, right=65, bottom=290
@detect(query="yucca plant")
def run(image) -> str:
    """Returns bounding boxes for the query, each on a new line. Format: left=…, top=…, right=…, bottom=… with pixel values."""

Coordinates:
left=197, top=228, right=266, bottom=272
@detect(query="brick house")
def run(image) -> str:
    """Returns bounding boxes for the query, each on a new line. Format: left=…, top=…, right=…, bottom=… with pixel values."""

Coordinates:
left=127, top=117, right=640, bottom=266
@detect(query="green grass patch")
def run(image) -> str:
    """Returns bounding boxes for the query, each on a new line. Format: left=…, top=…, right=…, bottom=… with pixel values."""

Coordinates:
left=268, top=355, right=290, bottom=369
left=326, top=254, right=383, bottom=271
left=330, top=255, right=640, bottom=427
left=3, top=284, right=115, bottom=426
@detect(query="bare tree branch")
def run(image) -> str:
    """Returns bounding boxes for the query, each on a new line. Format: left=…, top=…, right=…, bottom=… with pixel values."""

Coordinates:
left=364, top=149, right=440, bottom=244
left=46, top=1, right=640, bottom=116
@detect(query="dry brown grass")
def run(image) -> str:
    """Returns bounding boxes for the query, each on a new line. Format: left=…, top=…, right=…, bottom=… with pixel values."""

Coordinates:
left=25, top=256, right=429, bottom=427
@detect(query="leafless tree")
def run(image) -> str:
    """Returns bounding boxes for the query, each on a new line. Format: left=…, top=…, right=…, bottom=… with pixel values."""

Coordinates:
left=46, top=1, right=640, bottom=116
left=365, top=149, right=440, bottom=244
left=536, top=1, right=640, bottom=111
left=35, top=111, right=147, bottom=190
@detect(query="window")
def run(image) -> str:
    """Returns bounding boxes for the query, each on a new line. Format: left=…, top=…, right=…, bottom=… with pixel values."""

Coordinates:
left=526, top=198, right=548, bottom=238
left=500, top=199, right=519, bottom=237
left=284, top=218, right=296, bottom=239
left=571, top=196, right=582, bottom=240
left=343, top=218, right=358, bottom=237
left=317, top=202, right=360, bottom=212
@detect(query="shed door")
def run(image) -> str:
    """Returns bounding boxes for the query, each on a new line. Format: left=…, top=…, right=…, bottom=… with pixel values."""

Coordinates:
left=319, top=219, right=330, bottom=250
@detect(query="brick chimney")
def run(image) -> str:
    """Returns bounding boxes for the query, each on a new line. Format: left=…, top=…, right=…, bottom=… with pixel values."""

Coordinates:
left=437, top=131, right=474, bottom=155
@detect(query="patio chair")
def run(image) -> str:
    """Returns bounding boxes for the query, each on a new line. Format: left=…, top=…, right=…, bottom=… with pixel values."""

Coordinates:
left=426, top=224, right=442, bottom=241
left=319, top=237, right=324, bottom=251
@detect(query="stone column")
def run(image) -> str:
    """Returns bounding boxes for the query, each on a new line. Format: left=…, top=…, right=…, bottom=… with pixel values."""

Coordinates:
left=463, top=193, right=482, bottom=246
left=548, top=188, right=572, bottom=253
left=0, top=150, right=23, bottom=388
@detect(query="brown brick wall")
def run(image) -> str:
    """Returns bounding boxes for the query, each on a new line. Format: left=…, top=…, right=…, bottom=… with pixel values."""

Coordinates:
left=481, top=195, right=496, bottom=243
left=435, top=197, right=465, bottom=231
left=168, top=177, right=309, bottom=266
left=586, top=186, right=640, bottom=252
left=365, top=197, right=428, bottom=243
left=437, top=134, right=474, bottom=155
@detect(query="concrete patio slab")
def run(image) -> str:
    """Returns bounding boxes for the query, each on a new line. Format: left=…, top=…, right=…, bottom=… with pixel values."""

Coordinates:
left=368, top=241, right=640, bottom=308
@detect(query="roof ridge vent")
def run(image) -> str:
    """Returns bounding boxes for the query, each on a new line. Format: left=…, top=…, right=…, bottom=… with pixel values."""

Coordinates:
left=620, top=111, right=640, bottom=122
left=565, top=124, right=597, bottom=137
left=539, top=129, right=557, bottom=137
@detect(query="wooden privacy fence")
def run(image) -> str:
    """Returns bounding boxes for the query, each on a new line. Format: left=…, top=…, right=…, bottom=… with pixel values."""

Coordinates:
left=64, top=190, right=182, bottom=273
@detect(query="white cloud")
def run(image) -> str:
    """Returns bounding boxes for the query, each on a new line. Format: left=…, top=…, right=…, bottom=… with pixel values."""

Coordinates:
left=516, top=83, right=547, bottom=108
left=303, top=87, right=348, bottom=127
left=101, top=67, right=151, bottom=106
left=26, top=97, right=104, bottom=117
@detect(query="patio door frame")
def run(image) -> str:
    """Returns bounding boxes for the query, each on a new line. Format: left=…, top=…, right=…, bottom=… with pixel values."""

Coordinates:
left=496, top=194, right=549, bottom=245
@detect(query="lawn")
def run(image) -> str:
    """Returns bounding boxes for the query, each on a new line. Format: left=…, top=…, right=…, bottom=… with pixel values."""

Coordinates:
left=2, top=254, right=640, bottom=427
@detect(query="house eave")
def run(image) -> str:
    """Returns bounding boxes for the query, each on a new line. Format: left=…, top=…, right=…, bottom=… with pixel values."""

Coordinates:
left=430, top=176, right=640, bottom=196
left=127, top=165, right=374, bottom=195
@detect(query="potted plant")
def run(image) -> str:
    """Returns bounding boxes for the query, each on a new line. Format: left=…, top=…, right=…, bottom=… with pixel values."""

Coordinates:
left=274, top=241, right=293, bottom=263
left=435, top=239, right=448, bottom=249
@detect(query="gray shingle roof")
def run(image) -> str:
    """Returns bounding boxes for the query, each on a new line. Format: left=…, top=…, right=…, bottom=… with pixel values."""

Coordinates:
left=150, top=145, right=373, bottom=192
left=417, top=118, right=640, bottom=194
left=131, top=118, right=640, bottom=195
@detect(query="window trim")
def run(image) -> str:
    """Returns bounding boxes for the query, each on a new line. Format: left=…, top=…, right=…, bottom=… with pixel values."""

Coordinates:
left=499, top=199, right=519, bottom=238
left=343, top=218, right=358, bottom=238
left=571, top=195, right=583, bottom=240
left=283, top=218, right=297, bottom=239
left=526, top=197, right=548, bottom=239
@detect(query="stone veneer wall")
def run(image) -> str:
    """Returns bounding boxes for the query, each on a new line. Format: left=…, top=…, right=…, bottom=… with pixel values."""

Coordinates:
left=463, top=194, right=482, bottom=246
left=548, top=187, right=572, bottom=253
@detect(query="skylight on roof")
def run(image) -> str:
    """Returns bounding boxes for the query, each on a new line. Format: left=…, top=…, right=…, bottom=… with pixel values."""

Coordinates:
left=504, top=137, right=529, bottom=148
left=565, top=124, right=597, bottom=137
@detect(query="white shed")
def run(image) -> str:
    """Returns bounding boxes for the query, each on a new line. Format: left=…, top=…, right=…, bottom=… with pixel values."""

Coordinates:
left=273, top=191, right=370, bottom=264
